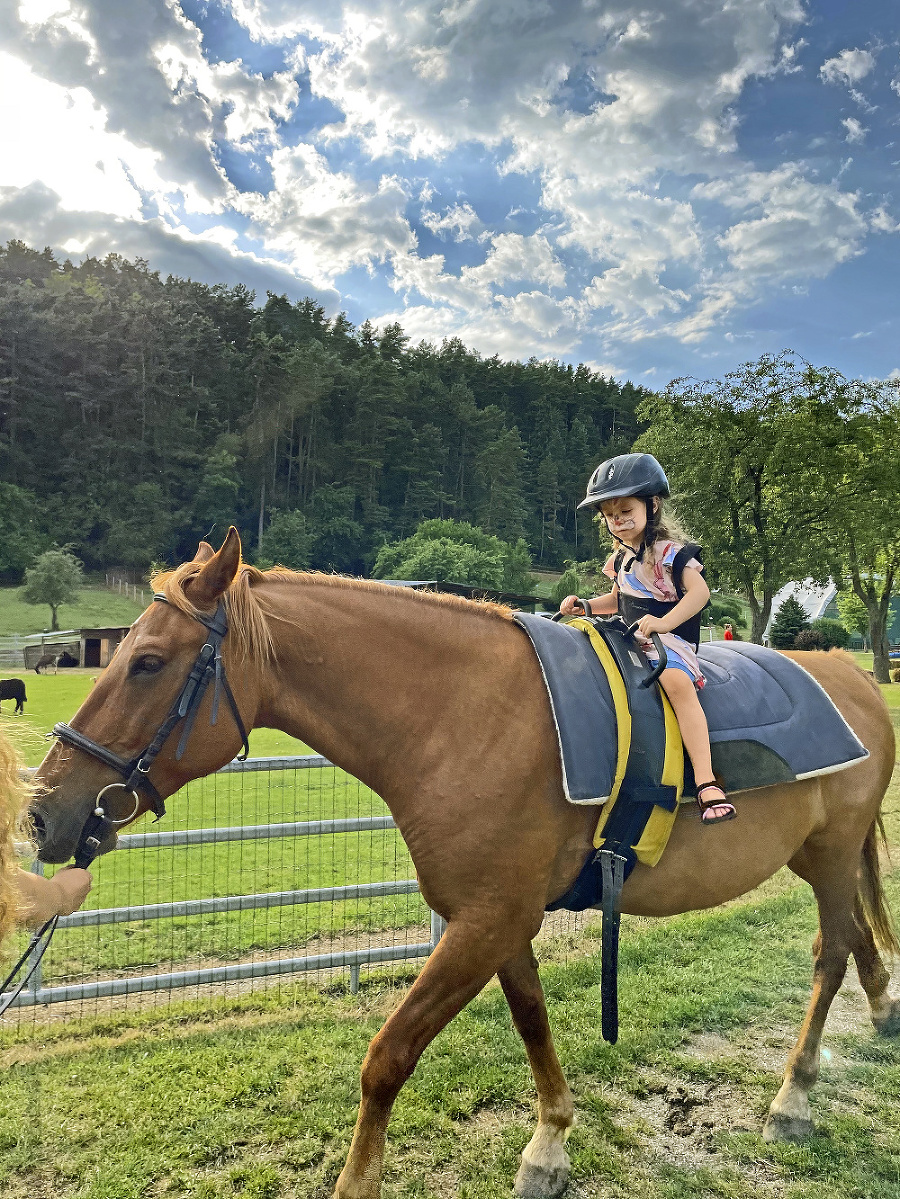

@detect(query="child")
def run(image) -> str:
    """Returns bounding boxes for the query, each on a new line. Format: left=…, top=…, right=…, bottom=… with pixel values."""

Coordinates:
left=0, top=727, right=92, bottom=944
left=560, top=452, right=736, bottom=824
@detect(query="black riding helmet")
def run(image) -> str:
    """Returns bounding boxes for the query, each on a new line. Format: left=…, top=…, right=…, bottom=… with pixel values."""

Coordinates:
left=576, top=452, right=669, bottom=511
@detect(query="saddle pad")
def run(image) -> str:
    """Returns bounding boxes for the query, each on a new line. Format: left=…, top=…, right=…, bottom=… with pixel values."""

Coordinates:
left=514, top=613, right=625, bottom=804
left=695, top=641, right=868, bottom=792
left=516, top=616, right=869, bottom=805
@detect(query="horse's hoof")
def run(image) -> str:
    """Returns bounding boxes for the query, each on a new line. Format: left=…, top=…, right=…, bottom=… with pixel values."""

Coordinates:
left=762, top=1112, right=814, bottom=1142
left=514, top=1156, right=570, bottom=1199
left=873, top=998, right=900, bottom=1037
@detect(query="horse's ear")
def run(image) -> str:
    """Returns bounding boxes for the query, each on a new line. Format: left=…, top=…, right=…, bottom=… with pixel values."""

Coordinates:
left=192, top=541, right=215, bottom=563
left=187, top=527, right=242, bottom=607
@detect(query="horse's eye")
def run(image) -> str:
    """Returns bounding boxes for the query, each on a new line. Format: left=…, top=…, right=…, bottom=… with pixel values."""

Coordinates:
left=131, top=655, right=165, bottom=676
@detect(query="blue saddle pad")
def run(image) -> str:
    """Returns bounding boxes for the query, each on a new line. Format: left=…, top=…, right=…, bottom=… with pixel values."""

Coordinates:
left=515, top=615, right=868, bottom=804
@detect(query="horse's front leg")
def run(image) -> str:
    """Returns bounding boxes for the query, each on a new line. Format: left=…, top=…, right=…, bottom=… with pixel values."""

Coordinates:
left=498, top=949, right=574, bottom=1199
left=334, top=915, right=534, bottom=1199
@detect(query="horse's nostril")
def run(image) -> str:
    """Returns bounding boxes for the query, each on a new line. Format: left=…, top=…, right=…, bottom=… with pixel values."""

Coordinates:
left=29, top=810, right=46, bottom=844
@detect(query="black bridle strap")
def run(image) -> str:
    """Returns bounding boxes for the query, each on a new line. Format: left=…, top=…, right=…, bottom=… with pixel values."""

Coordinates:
left=52, top=596, right=250, bottom=821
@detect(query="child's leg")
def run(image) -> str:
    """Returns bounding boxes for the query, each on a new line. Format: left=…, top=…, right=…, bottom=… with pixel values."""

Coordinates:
left=658, top=667, right=736, bottom=823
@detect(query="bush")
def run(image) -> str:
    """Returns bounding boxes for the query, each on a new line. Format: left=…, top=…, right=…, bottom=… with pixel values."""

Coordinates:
left=373, top=519, right=535, bottom=594
left=794, top=628, right=824, bottom=650
left=809, top=617, right=850, bottom=650
left=891, top=667, right=900, bottom=684
left=550, top=559, right=610, bottom=609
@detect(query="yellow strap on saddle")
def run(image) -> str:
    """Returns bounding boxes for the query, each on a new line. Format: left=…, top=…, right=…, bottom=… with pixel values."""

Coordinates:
left=568, top=616, right=686, bottom=868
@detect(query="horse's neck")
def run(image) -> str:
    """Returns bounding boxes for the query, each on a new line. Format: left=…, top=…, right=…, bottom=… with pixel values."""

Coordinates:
left=252, top=580, right=504, bottom=796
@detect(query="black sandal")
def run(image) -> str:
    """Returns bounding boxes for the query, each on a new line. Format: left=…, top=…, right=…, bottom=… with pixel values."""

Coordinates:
left=696, top=781, right=736, bottom=824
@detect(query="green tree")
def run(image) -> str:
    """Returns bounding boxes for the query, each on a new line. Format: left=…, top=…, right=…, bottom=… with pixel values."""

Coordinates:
left=825, top=394, right=900, bottom=682
left=258, top=508, right=312, bottom=570
left=0, top=483, right=48, bottom=580
left=637, top=352, right=871, bottom=642
left=836, top=590, right=869, bottom=647
left=373, top=519, right=535, bottom=593
left=809, top=618, right=850, bottom=649
left=769, top=595, right=810, bottom=649
left=21, top=547, right=83, bottom=630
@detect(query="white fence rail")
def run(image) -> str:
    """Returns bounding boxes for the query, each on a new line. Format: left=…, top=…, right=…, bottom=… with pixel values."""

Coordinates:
left=7, top=754, right=446, bottom=1010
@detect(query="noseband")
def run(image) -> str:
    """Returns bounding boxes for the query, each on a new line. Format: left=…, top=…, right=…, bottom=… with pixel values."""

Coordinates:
left=51, top=594, right=250, bottom=865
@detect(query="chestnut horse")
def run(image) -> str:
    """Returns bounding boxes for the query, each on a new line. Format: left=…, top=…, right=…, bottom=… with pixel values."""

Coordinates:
left=31, top=530, right=899, bottom=1199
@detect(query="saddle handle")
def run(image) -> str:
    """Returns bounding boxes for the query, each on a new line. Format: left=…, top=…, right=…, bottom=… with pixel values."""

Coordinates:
left=550, top=607, right=668, bottom=687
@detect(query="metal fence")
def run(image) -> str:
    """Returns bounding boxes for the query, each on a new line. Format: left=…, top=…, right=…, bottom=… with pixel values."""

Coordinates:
left=5, top=753, right=448, bottom=1018
left=0, top=631, right=79, bottom=669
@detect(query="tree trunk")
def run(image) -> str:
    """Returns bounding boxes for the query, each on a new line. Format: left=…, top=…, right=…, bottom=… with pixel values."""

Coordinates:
left=50, top=604, right=59, bottom=632
left=868, top=602, right=891, bottom=684
left=258, top=478, right=265, bottom=553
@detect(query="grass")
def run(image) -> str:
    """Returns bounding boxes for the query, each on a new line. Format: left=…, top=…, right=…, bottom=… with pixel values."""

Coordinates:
left=0, top=585, right=146, bottom=636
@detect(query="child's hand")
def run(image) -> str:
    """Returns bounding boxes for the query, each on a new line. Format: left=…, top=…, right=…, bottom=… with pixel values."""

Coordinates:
left=51, top=867, right=93, bottom=916
left=635, top=614, right=668, bottom=637
left=559, top=594, right=587, bottom=616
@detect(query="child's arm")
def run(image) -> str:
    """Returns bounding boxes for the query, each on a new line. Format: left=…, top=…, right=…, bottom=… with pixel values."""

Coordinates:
left=634, top=567, right=709, bottom=637
left=559, top=586, right=618, bottom=617
left=15, top=867, right=93, bottom=929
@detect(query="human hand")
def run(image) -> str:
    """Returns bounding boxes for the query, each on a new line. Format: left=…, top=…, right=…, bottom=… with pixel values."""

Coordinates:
left=635, top=614, right=668, bottom=638
left=559, top=595, right=587, bottom=616
left=51, top=866, right=93, bottom=916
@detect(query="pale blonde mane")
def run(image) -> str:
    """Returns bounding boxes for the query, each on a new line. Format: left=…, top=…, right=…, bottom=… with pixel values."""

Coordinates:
left=150, top=561, right=515, bottom=664
left=0, top=725, right=35, bottom=952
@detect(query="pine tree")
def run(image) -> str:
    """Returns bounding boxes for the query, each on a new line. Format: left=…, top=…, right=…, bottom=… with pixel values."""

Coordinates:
left=769, top=595, right=810, bottom=648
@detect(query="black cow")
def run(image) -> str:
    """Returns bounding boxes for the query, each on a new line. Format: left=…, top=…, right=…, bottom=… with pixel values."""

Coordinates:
left=0, top=679, right=27, bottom=715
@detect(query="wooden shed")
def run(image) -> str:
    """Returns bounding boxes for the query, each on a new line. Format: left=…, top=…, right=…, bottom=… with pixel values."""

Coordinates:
left=79, top=626, right=131, bottom=668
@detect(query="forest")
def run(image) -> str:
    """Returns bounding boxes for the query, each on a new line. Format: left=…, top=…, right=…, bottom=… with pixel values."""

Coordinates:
left=0, top=240, right=644, bottom=578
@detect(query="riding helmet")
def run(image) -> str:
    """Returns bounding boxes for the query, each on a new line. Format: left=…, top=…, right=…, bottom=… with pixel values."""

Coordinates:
left=576, top=453, right=669, bottom=510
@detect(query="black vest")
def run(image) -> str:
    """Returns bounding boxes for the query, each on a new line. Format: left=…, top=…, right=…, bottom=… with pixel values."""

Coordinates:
left=613, top=543, right=703, bottom=651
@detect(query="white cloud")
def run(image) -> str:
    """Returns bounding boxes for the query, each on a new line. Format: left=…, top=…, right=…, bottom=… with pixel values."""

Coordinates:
left=238, top=144, right=415, bottom=285
left=843, top=117, right=867, bottom=143
left=820, top=48, right=875, bottom=86
left=420, top=202, right=484, bottom=241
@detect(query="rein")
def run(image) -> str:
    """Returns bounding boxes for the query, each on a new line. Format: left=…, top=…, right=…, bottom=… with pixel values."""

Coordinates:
left=1, top=594, right=251, bottom=1016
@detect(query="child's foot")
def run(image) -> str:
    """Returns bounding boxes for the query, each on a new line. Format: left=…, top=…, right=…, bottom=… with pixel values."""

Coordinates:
left=696, top=782, right=736, bottom=824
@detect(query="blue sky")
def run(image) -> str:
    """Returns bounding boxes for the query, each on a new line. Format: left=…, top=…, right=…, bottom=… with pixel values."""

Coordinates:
left=1, top=0, right=899, bottom=385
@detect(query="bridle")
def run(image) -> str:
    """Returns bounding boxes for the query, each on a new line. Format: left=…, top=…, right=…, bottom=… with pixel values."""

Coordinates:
left=1, top=593, right=251, bottom=1016
left=51, top=593, right=250, bottom=867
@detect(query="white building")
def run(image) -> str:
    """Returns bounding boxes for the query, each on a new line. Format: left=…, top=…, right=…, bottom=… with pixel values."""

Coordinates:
left=763, top=579, right=838, bottom=642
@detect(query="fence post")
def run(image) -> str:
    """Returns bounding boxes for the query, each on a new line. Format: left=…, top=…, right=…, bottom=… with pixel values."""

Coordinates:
left=429, top=910, right=446, bottom=951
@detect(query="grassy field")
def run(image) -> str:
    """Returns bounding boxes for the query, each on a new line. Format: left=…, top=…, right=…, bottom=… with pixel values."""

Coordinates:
left=0, top=662, right=897, bottom=1198
left=0, top=585, right=146, bottom=637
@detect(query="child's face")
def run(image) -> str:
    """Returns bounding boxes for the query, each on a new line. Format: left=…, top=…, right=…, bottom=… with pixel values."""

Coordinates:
left=599, top=496, right=651, bottom=546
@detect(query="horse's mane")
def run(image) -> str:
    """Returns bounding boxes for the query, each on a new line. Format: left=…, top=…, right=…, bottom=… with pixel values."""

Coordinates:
left=150, top=561, right=514, bottom=664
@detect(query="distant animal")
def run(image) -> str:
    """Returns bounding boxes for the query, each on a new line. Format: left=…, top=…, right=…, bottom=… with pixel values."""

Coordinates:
left=35, top=654, right=58, bottom=675
left=0, top=679, right=26, bottom=715
left=57, top=650, right=79, bottom=668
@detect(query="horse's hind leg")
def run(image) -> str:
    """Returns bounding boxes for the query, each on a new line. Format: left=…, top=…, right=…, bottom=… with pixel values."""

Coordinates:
left=498, top=948, right=574, bottom=1199
left=850, top=896, right=900, bottom=1034
left=766, top=846, right=882, bottom=1141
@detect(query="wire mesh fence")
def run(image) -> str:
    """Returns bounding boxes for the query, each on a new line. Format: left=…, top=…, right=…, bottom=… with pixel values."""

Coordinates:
left=3, top=755, right=584, bottom=1031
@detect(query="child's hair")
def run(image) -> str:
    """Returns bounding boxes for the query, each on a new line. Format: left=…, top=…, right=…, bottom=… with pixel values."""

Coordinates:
left=597, top=494, right=694, bottom=567
left=0, top=725, right=34, bottom=950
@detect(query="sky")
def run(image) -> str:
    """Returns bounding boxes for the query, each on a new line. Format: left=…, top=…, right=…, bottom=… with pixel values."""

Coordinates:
left=1, top=0, right=899, bottom=386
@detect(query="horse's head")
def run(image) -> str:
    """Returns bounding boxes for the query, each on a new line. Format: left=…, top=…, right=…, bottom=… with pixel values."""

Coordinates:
left=31, top=528, right=258, bottom=863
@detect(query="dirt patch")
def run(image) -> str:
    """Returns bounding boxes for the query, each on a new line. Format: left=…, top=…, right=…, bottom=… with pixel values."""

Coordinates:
left=617, top=1075, right=781, bottom=1191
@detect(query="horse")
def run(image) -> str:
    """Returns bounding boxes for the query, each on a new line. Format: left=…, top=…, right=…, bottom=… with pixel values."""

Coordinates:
left=30, top=530, right=899, bottom=1199
left=34, top=653, right=58, bottom=675
left=0, top=679, right=27, bottom=716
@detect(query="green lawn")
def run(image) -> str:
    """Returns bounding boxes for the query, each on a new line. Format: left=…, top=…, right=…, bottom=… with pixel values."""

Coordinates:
left=0, top=584, right=146, bottom=636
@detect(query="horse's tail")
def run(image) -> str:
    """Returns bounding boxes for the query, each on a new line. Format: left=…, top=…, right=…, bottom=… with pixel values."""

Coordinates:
left=859, top=815, right=900, bottom=957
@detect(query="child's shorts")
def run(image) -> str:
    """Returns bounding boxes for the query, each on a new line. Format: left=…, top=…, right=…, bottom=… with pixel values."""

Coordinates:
left=646, top=648, right=703, bottom=688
